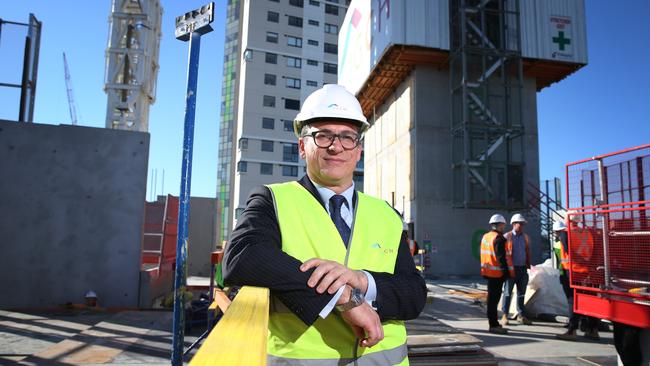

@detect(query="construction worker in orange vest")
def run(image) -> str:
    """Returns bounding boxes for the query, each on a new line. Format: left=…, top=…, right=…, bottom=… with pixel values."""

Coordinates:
left=500, top=213, right=532, bottom=326
left=480, top=214, right=514, bottom=334
left=556, top=215, right=600, bottom=341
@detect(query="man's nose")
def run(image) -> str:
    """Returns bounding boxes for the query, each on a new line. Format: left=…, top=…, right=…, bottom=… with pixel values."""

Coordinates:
left=327, top=136, right=345, bottom=152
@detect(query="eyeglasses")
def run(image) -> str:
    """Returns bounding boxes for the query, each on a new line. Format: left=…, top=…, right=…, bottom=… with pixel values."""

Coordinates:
left=304, top=130, right=361, bottom=150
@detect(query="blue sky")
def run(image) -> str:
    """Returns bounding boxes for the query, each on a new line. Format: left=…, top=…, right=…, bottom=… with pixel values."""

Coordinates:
left=1, top=1, right=648, bottom=200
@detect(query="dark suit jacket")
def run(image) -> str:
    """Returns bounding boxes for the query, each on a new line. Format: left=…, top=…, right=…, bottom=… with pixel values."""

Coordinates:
left=222, top=175, right=427, bottom=325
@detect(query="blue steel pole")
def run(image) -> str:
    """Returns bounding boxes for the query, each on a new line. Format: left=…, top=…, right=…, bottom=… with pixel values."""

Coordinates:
left=171, top=31, right=201, bottom=366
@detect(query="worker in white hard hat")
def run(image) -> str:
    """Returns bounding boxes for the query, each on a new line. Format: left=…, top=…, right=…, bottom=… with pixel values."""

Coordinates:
left=223, top=84, right=426, bottom=365
left=480, top=214, right=513, bottom=334
left=500, top=213, right=532, bottom=326
left=556, top=214, right=600, bottom=341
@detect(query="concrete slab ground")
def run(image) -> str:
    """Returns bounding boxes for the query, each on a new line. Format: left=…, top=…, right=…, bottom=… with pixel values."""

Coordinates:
left=0, top=279, right=621, bottom=365
left=0, top=309, right=204, bottom=365
left=425, top=278, right=619, bottom=366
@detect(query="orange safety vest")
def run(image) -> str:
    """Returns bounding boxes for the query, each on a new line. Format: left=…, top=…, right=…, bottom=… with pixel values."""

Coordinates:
left=503, top=231, right=530, bottom=267
left=480, top=231, right=515, bottom=278
left=570, top=227, right=593, bottom=274
left=407, top=239, right=418, bottom=256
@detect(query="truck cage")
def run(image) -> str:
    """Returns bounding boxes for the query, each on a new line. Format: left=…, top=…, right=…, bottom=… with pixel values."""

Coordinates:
left=565, top=144, right=650, bottom=328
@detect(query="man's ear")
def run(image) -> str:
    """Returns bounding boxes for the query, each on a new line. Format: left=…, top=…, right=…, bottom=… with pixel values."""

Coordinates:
left=298, top=137, right=306, bottom=159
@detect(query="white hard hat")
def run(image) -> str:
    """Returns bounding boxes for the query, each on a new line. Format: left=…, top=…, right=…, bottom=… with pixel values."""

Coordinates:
left=510, top=213, right=527, bottom=224
left=85, top=290, right=97, bottom=298
left=567, top=210, right=582, bottom=223
left=552, top=221, right=567, bottom=231
left=489, top=214, right=506, bottom=225
left=293, top=84, right=370, bottom=137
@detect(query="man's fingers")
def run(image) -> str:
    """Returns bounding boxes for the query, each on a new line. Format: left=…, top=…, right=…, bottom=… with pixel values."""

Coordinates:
left=361, top=319, right=383, bottom=347
left=351, top=324, right=365, bottom=339
left=316, top=269, right=344, bottom=293
left=307, top=262, right=333, bottom=287
left=327, top=277, right=349, bottom=294
left=300, top=258, right=324, bottom=272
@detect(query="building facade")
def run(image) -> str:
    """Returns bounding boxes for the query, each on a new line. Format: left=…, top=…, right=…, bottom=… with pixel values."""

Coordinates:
left=339, top=0, right=587, bottom=275
left=217, top=0, right=354, bottom=242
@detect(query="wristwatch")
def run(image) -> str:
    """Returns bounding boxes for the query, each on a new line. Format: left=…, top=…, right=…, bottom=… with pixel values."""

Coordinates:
left=336, top=287, right=365, bottom=312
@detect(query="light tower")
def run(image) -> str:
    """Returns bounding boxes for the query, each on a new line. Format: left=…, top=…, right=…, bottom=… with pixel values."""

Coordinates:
left=104, top=0, right=162, bottom=132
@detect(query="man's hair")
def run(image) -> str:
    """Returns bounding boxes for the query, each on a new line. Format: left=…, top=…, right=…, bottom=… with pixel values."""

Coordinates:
left=300, top=124, right=311, bottom=137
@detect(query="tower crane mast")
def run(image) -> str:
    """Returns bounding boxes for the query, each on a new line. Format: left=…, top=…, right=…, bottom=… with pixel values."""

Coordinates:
left=62, top=52, right=78, bottom=125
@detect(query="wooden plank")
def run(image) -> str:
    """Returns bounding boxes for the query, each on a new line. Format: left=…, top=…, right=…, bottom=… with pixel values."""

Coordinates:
left=190, top=286, right=269, bottom=366
left=407, top=333, right=482, bottom=348
left=209, top=288, right=231, bottom=313
left=408, top=344, right=482, bottom=356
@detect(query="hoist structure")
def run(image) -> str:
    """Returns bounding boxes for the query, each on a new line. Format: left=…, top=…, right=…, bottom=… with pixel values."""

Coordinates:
left=104, top=0, right=162, bottom=132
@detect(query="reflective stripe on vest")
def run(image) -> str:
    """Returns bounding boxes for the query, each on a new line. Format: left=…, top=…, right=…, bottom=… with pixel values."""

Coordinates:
left=553, top=241, right=570, bottom=270
left=267, top=343, right=407, bottom=365
left=480, top=231, right=514, bottom=278
left=267, top=182, right=408, bottom=365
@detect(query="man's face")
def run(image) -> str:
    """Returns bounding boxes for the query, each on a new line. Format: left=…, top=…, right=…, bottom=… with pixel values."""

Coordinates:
left=299, top=120, right=362, bottom=190
left=513, top=222, right=525, bottom=233
left=496, top=223, right=506, bottom=233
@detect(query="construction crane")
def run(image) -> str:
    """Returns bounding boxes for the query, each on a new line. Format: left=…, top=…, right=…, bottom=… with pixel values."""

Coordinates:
left=62, top=52, right=78, bottom=125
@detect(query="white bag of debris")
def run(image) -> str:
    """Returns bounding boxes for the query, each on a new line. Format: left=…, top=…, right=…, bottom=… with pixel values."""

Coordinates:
left=525, top=259, right=569, bottom=317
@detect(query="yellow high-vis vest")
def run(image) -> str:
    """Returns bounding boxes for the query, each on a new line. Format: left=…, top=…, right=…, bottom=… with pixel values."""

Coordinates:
left=266, top=181, right=408, bottom=365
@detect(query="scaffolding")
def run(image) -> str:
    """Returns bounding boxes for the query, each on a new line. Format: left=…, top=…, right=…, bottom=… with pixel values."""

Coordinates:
left=0, top=14, right=41, bottom=122
left=104, top=0, right=162, bottom=132
left=450, top=0, right=525, bottom=208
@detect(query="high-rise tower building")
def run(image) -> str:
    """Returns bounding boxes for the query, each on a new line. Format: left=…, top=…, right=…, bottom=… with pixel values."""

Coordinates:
left=217, top=0, right=353, bottom=242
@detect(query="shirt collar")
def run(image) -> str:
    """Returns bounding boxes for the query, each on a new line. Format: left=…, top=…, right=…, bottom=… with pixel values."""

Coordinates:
left=312, top=180, right=354, bottom=210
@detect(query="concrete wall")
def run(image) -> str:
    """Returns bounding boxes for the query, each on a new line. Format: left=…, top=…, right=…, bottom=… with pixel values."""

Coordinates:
left=188, top=197, right=220, bottom=277
left=362, top=65, right=542, bottom=276
left=0, top=121, right=149, bottom=308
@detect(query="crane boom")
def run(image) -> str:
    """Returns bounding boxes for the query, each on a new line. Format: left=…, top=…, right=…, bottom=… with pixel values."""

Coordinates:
left=62, top=52, right=78, bottom=125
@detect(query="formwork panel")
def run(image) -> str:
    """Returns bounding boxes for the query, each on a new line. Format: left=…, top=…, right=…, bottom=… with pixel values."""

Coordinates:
left=0, top=121, right=149, bottom=308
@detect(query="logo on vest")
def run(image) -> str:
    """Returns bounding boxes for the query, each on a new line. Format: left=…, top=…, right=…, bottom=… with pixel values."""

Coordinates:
left=371, top=242, right=394, bottom=255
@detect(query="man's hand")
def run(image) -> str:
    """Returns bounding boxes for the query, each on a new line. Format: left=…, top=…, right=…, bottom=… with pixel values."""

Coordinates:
left=340, top=303, right=384, bottom=347
left=300, top=258, right=368, bottom=294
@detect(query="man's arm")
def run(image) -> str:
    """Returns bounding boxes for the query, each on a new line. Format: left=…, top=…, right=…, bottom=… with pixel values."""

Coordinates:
left=494, top=234, right=509, bottom=274
left=525, top=233, right=532, bottom=268
left=222, top=185, right=334, bottom=325
left=365, top=231, right=427, bottom=321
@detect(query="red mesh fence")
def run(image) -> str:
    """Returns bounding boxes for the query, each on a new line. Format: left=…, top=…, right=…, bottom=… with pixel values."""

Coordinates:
left=565, top=144, right=650, bottom=297
left=568, top=206, right=650, bottom=293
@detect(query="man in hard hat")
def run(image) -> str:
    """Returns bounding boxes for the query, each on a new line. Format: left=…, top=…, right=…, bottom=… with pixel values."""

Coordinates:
left=556, top=215, right=600, bottom=341
left=480, top=214, right=513, bottom=334
left=223, top=84, right=427, bottom=365
left=500, top=213, right=532, bottom=325
left=552, top=220, right=570, bottom=290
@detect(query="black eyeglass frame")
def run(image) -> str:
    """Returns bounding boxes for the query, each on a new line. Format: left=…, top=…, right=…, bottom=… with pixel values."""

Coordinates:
left=303, top=130, right=362, bottom=150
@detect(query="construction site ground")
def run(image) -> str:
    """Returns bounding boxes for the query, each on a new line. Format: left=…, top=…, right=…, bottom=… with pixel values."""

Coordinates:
left=0, top=278, right=618, bottom=365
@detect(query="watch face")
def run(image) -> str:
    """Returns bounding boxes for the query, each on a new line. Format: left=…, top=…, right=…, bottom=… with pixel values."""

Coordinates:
left=351, top=288, right=364, bottom=305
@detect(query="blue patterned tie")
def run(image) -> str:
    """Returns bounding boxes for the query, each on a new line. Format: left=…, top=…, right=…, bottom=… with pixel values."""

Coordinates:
left=330, top=195, right=351, bottom=246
